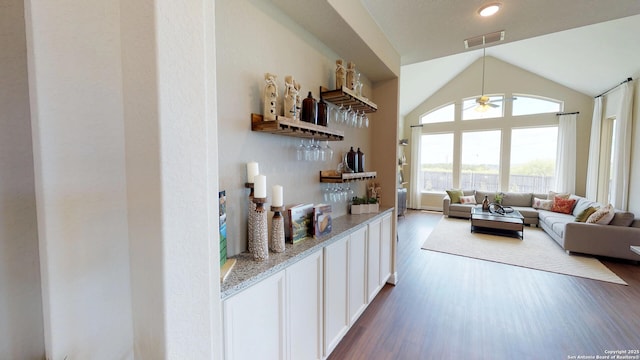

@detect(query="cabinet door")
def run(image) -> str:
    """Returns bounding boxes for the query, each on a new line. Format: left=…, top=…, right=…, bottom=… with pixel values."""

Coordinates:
left=323, top=235, right=349, bottom=356
left=367, top=219, right=382, bottom=302
left=380, top=214, right=393, bottom=284
left=348, top=227, right=367, bottom=324
left=223, top=271, right=285, bottom=360
left=287, top=251, right=323, bottom=360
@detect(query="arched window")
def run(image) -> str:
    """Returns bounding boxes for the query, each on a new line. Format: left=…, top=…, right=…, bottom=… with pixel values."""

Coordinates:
left=420, top=103, right=455, bottom=124
left=512, top=94, right=563, bottom=116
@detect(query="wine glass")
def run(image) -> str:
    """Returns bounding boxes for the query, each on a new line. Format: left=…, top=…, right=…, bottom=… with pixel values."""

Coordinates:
left=296, top=139, right=305, bottom=161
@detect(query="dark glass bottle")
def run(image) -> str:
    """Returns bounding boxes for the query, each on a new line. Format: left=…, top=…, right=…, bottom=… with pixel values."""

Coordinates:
left=346, top=146, right=358, bottom=173
left=317, top=95, right=328, bottom=126
left=356, top=147, right=365, bottom=172
left=301, top=91, right=317, bottom=124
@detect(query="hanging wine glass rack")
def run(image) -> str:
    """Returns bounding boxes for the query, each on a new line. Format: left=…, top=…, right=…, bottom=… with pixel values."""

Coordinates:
left=320, top=86, right=377, bottom=113
left=251, top=113, right=344, bottom=141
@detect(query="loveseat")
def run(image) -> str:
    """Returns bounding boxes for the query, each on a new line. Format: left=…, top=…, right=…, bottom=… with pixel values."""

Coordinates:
left=443, top=190, right=640, bottom=261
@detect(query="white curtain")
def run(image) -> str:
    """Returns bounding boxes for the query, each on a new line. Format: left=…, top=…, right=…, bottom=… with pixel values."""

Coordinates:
left=585, top=97, right=602, bottom=200
left=408, top=126, right=422, bottom=209
left=610, top=81, right=634, bottom=210
left=554, top=113, right=577, bottom=193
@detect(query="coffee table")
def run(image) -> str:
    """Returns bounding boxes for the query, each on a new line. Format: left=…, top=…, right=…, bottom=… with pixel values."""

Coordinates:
left=470, top=206, right=525, bottom=239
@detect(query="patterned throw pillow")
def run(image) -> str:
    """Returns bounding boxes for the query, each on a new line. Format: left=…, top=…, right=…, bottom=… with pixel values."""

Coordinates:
left=446, top=189, right=464, bottom=203
left=586, top=204, right=615, bottom=224
left=551, top=196, right=576, bottom=214
left=460, top=195, right=477, bottom=204
left=532, top=197, right=553, bottom=210
left=575, top=206, right=598, bottom=222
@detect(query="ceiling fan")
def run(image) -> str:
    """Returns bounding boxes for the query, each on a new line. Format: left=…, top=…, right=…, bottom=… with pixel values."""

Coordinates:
left=466, top=47, right=517, bottom=112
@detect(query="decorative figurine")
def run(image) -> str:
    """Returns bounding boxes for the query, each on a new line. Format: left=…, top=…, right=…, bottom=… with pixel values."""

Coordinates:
left=335, top=59, right=345, bottom=90
left=284, top=75, right=297, bottom=119
left=263, top=73, right=278, bottom=121
left=346, top=61, right=355, bottom=90
left=294, top=80, right=302, bottom=121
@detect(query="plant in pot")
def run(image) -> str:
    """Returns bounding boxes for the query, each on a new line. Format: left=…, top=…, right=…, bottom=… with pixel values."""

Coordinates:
left=367, top=197, right=379, bottom=213
left=351, top=197, right=366, bottom=214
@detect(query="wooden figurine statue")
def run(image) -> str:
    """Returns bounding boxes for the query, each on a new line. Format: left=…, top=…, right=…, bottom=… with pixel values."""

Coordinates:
left=335, top=59, right=345, bottom=90
left=346, top=61, right=355, bottom=90
left=263, top=73, right=278, bottom=120
left=294, top=80, right=302, bottom=121
left=284, top=75, right=297, bottom=119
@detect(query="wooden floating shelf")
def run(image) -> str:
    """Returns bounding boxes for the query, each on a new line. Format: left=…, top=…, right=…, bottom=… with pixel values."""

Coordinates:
left=321, top=86, right=378, bottom=114
left=251, top=114, right=344, bottom=141
left=319, top=170, right=377, bottom=183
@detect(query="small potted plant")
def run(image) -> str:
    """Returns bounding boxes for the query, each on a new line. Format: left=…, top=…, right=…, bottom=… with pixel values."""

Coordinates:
left=350, top=197, right=366, bottom=214
left=367, top=197, right=379, bottom=213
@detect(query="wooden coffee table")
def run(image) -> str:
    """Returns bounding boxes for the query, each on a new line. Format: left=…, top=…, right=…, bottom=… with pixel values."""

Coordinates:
left=470, top=206, right=524, bottom=239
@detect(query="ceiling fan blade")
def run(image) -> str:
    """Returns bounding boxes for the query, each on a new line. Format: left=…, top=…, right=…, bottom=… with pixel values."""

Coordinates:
left=487, top=103, right=499, bottom=108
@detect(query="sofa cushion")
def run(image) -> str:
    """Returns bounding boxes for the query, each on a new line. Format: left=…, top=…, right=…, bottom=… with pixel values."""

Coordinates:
left=460, top=195, right=477, bottom=204
left=513, top=207, right=538, bottom=219
left=449, top=203, right=473, bottom=213
left=446, top=189, right=464, bottom=203
left=548, top=191, right=570, bottom=200
left=532, top=197, right=553, bottom=210
left=571, top=196, right=601, bottom=217
left=503, top=192, right=532, bottom=207
left=539, top=210, right=574, bottom=238
left=551, top=197, right=576, bottom=214
left=474, top=190, right=495, bottom=204
left=575, top=206, right=597, bottom=222
left=609, top=211, right=635, bottom=227
left=586, top=204, right=614, bottom=224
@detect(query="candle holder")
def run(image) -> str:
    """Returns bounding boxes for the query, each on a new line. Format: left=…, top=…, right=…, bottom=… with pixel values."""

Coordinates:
left=251, top=197, right=269, bottom=261
left=270, top=206, right=286, bottom=253
left=245, top=183, right=255, bottom=253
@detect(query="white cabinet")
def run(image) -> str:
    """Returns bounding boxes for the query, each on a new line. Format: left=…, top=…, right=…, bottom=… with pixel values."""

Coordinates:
left=323, top=235, right=349, bottom=356
left=287, top=251, right=323, bottom=360
left=223, top=271, right=286, bottom=360
left=348, top=227, right=367, bottom=324
left=367, top=218, right=382, bottom=302
left=380, top=213, right=393, bottom=284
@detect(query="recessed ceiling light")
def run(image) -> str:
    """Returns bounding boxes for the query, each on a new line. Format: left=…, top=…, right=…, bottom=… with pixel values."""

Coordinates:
left=478, top=3, right=501, bottom=17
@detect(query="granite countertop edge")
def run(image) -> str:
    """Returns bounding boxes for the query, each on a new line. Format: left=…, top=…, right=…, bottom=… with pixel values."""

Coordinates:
left=220, top=207, right=394, bottom=300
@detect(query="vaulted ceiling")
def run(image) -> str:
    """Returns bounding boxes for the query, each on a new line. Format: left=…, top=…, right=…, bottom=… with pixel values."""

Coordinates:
left=270, top=0, right=640, bottom=116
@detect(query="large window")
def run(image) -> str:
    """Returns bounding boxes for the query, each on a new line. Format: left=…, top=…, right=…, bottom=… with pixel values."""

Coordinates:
left=512, top=94, right=562, bottom=116
left=509, top=127, right=558, bottom=193
left=420, top=103, right=455, bottom=124
left=460, top=130, right=501, bottom=191
left=420, top=133, right=454, bottom=191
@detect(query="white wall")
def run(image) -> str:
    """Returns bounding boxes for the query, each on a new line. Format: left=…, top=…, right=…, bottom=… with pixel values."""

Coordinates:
left=0, top=0, right=45, bottom=358
left=24, top=0, right=133, bottom=358
left=404, top=56, right=593, bottom=210
left=122, top=0, right=221, bottom=357
left=216, top=0, right=373, bottom=256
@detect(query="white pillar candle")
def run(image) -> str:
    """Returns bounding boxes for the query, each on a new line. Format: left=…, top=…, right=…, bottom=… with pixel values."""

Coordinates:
left=247, top=162, right=259, bottom=183
left=254, top=174, right=267, bottom=198
left=272, top=185, right=283, bottom=207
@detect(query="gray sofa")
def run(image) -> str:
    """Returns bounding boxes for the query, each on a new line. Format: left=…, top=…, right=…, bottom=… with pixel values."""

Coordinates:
left=443, top=190, right=640, bottom=261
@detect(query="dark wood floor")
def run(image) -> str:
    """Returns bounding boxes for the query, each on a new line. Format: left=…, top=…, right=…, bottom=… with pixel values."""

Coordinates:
left=329, top=210, right=640, bottom=360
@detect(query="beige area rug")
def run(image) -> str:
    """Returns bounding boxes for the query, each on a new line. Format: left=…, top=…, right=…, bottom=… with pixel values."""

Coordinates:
left=421, top=217, right=627, bottom=285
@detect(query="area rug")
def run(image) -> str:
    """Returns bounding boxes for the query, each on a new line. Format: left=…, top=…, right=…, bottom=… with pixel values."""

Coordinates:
left=421, top=217, right=627, bottom=285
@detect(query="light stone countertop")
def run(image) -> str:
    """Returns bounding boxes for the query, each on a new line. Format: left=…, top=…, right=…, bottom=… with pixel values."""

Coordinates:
left=221, top=207, right=394, bottom=300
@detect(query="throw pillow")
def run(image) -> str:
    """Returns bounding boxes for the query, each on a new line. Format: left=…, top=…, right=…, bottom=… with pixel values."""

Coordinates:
left=551, top=196, right=576, bottom=214
left=445, top=189, right=464, bottom=204
left=532, top=197, right=553, bottom=210
left=586, top=204, right=615, bottom=225
left=548, top=191, right=570, bottom=200
left=575, top=206, right=598, bottom=222
left=459, top=195, right=477, bottom=204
